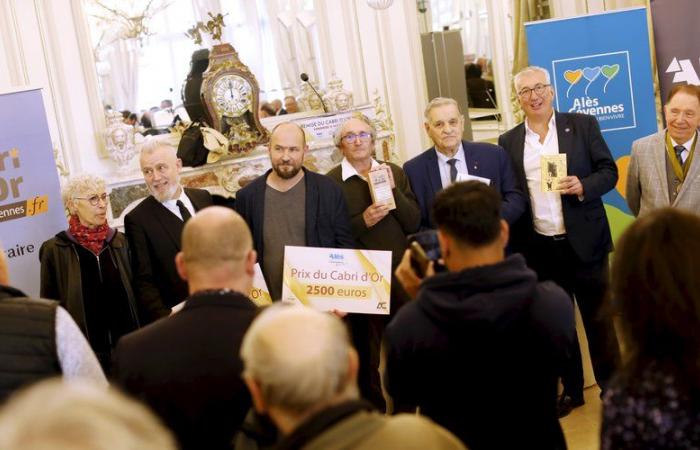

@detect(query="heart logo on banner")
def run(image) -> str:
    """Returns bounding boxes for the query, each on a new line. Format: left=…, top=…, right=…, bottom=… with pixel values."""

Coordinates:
left=582, top=66, right=601, bottom=81
left=601, top=64, right=620, bottom=79
left=564, top=70, right=583, bottom=84
left=601, top=64, right=620, bottom=93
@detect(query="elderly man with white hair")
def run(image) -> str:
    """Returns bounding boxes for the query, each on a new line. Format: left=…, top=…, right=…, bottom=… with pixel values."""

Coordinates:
left=498, top=65, right=620, bottom=417
left=124, top=140, right=213, bottom=323
left=240, top=305, right=466, bottom=450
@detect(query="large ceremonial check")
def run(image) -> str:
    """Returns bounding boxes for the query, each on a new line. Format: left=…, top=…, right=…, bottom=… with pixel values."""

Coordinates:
left=281, top=246, right=391, bottom=315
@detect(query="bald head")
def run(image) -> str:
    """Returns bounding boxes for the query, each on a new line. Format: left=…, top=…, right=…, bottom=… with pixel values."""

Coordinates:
left=181, top=206, right=252, bottom=272
left=240, top=305, right=358, bottom=415
left=270, top=122, right=306, bottom=148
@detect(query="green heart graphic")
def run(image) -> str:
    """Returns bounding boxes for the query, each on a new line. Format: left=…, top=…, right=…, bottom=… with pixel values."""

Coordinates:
left=601, top=64, right=620, bottom=79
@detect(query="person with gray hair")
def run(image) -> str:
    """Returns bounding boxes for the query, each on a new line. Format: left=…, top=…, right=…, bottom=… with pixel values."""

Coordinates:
left=326, top=114, right=420, bottom=410
left=499, top=65, right=620, bottom=417
left=404, top=96, right=525, bottom=229
left=114, top=206, right=259, bottom=450
left=0, top=246, right=106, bottom=402
left=0, top=379, right=176, bottom=450
left=39, top=173, right=139, bottom=374
left=240, top=304, right=466, bottom=450
left=124, top=140, right=213, bottom=323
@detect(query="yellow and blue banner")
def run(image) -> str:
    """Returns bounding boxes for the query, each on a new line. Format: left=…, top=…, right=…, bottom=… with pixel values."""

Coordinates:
left=0, top=88, right=67, bottom=296
left=525, top=7, right=658, bottom=239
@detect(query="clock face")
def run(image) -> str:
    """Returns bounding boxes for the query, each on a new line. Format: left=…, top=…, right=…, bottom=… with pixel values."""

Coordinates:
left=212, top=74, right=252, bottom=116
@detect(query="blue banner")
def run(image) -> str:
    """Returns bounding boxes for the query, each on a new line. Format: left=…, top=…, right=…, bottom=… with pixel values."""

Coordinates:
left=0, top=88, right=66, bottom=297
left=525, top=7, right=657, bottom=238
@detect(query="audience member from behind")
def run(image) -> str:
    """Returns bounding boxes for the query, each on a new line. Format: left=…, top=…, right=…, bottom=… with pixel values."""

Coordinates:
left=114, top=206, right=259, bottom=450
left=39, top=174, right=139, bottom=374
left=240, top=305, right=466, bottom=450
left=0, top=247, right=106, bottom=402
left=384, top=181, right=574, bottom=449
left=0, top=379, right=176, bottom=450
left=601, top=208, right=700, bottom=449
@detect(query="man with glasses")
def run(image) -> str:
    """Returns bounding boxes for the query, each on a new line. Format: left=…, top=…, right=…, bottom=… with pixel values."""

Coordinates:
left=327, top=115, right=421, bottom=410
left=235, top=122, right=354, bottom=301
left=627, top=84, right=700, bottom=216
left=125, top=141, right=213, bottom=323
left=404, top=97, right=525, bottom=229
left=498, top=66, right=620, bottom=417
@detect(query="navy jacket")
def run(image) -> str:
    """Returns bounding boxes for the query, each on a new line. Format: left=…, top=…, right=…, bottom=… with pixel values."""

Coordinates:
left=384, top=255, right=573, bottom=449
left=235, top=168, right=356, bottom=272
left=498, top=112, right=617, bottom=263
left=403, top=141, right=526, bottom=229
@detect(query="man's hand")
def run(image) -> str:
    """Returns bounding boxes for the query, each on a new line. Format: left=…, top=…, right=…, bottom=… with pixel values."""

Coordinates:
left=394, top=249, right=434, bottom=300
left=558, top=176, right=584, bottom=197
left=363, top=203, right=391, bottom=228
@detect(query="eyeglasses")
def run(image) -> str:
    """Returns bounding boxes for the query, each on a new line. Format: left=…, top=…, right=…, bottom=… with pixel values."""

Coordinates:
left=518, top=84, right=551, bottom=99
left=74, top=193, right=109, bottom=206
left=341, top=131, right=372, bottom=144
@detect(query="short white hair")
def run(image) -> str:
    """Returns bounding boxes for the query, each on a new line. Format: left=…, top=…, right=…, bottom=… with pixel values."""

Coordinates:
left=424, top=97, right=462, bottom=121
left=513, top=66, right=551, bottom=93
left=0, top=379, right=176, bottom=450
left=240, top=305, right=357, bottom=414
left=61, top=174, right=107, bottom=212
left=139, top=138, right=177, bottom=160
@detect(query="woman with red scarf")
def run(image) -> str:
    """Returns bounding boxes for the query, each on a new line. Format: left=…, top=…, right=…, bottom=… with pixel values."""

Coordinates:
left=40, top=174, right=140, bottom=374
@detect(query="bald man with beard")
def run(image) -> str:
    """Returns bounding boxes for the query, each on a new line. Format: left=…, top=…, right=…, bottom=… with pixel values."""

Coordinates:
left=114, top=207, right=259, bottom=450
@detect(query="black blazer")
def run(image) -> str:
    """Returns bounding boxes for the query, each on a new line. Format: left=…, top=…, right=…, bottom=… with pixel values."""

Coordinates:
left=403, top=140, right=526, bottom=229
left=498, top=112, right=617, bottom=263
left=124, top=188, right=212, bottom=322
left=235, top=168, right=356, bottom=272
left=113, top=291, right=257, bottom=450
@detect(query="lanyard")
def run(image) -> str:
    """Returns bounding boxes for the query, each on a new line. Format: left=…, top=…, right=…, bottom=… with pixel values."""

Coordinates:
left=665, top=132, right=698, bottom=182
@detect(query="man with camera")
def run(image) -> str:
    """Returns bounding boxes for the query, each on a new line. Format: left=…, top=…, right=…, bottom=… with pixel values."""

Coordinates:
left=384, top=181, right=574, bottom=449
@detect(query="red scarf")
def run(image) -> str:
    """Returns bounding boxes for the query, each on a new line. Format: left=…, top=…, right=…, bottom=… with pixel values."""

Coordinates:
left=68, top=215, right=110, bottom=255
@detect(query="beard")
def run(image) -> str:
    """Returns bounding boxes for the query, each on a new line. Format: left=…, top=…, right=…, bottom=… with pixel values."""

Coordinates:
left=272, top=162, right=302, bottom=180
left=149, top=175, right=181, bottom=202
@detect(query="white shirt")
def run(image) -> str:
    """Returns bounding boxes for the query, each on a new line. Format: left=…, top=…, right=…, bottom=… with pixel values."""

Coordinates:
left=340, top=157, right=380, bottom=182
left=161, top=188, right=195, bottom=220
left=523, top=114, right=566, bottom=236
left=670, top=131, right=697, bottom=164
left=435, top=143, right=468, bottom=189
left=55, top=306, right=108, bottom=386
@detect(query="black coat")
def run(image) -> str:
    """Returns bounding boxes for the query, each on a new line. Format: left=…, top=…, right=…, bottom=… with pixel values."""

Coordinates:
left=234, top=168, right=356, bottom=273
left=498, top=112, right=618, bottom=263
left=124, top=188, right=212, bottom=322
left=113, top=290, right=258, bottom=450
left=384, top=255, right=573, bottom=449
left=39, top=229, right=139, bottom=340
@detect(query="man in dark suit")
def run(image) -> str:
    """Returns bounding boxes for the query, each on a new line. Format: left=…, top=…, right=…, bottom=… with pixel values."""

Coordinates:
left=114, top=206, right=259, bottom=450
left=235, top=122, right=355, bottom=301
left=498, top=66, right=620, bottom=417
left=403, top=97, right=525, bottom=229
left=125, top=141, right=212, bottom=323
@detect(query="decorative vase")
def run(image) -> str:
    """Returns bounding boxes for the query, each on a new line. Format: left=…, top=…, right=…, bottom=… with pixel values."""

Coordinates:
left=324, top=74, right=354, bottom=112
left=104, top=110, right=136, bottom=174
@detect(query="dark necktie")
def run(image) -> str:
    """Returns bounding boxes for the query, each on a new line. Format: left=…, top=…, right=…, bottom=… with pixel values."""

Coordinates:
left=176, top=200, right=192, bottom=222
left=447, top=158, right=458, bottom=183
left=674, top=145, right=686, bottom=166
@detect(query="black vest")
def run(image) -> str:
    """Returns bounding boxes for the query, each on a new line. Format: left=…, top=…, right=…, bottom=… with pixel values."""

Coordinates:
left=0, top=286, right=61, bottom=402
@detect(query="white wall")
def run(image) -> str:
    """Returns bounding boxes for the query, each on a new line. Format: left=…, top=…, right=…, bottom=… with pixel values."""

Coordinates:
left=0, top=0, right=431, bottom=181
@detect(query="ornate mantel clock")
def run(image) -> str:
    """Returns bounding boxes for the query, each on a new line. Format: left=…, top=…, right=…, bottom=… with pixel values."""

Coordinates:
left=200, top=43, right=269, bottom=153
